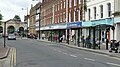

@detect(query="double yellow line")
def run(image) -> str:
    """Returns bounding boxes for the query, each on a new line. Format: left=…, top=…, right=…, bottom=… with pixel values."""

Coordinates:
left=10, top=47, right=16, bottom=67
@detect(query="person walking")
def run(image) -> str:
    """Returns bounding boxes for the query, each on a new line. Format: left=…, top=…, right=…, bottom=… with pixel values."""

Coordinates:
left=96, top=38, right=100, bottom=49
left=21, top=34, right=23, bottom=39
left=85, top=36, right=91, bottom=48
left=59, top=35, right=63, bottom=43
left=42, top=33, right=45, bottom=39
left=81, top=36, right=85, bottom=47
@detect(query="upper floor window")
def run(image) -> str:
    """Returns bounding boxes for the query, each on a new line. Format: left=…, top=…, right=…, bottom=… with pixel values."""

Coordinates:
left=107, top=3, right=111, bottom=17
left=69, top=0, right=72, bottom=8
left=58, top=3, right=59, bottom=10
left=61, top=1, right=62, bottom=9
left=79, top=0, right=81, bottom=4
left=94, top=7, right=96, bottom=19
left=100, top=5, right=103, bottom=18
left=36, top=8, right=40, bottom=14
left=74, top=0, right=77, bottom=6
left=88, top=9, right=91, bottom=20
left=55, top=5, right=57, bottom=11
left=64, top=1, right=66, bottom=8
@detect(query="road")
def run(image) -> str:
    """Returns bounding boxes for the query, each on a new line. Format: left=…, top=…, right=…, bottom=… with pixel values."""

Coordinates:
left=3, top=38, right=120, bottom=67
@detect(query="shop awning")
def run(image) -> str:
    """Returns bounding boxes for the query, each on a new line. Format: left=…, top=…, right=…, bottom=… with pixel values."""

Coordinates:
left=82, top=18, right=113, bottom=27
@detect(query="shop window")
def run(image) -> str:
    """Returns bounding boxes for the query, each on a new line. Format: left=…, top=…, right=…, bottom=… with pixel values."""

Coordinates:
left=88, top=9, right=91, bottom=20
left=94, top=7, right=96, bottom=19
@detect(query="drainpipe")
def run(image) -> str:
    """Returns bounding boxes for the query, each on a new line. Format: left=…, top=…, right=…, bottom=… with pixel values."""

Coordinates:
left=77, top=29, right=80, bottom=47
left=66, top=0, right=69, bottom=44
left=93, top=27, right=96, bottom=49
left=106, top=32, right=108, bottom=50
left=98, top=26, right=101, bottom=49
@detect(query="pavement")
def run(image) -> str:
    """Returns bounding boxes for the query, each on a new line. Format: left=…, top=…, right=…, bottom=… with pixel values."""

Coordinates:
left=0, top=45, right=16, bottom=67
left=0, top=46, right=9, bottom=59
left=39, top=39, right=120, bottom=59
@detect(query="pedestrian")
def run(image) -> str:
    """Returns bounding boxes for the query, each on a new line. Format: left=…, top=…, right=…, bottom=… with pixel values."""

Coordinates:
left=42, top=33, right=45, bottom=39
left=62, top=34, right=65, bottom=40
left=81, top=36, right=85, bottom=47
left=73, top=34, right=76, bottom=45
left=85, top=36, right=91, bottom=48
left=96, top=38, right=100, bottom=49
left=21, top=34, right=22, bottom=39
left=59, top=34, right=63, bottom=43
left=54, top=35, right=57, bottom=42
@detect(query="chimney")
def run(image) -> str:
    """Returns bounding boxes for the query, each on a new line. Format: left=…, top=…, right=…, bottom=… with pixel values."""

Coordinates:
left=31, top=4, right=33, bottom=8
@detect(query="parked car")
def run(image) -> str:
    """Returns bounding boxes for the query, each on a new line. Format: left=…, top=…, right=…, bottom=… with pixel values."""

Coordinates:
left=8, top=34, right=16, bottom=40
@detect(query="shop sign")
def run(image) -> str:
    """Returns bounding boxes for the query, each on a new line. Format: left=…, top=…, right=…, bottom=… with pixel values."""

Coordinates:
left=67, top=22, right=82, bottom=28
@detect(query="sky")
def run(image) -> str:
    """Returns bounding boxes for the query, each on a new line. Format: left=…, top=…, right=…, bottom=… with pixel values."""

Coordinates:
left=0, top=0, right=42, bottom=22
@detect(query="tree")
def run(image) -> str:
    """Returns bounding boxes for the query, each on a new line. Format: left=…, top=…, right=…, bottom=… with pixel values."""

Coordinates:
left=13, top=15, right=21, bottom=22
left=0, top=13, right=3, bottom=25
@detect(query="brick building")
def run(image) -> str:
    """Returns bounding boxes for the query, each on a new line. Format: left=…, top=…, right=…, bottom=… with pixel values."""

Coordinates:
left=40, top=0, right=84, bottom=45
left=41, top=0, right=84, bottom=26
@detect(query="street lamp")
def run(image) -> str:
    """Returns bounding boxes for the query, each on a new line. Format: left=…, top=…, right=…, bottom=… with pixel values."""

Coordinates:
left=3, top=22, right=6, bottom=48
left=22, top=8, right=29, bottom=37
left=66, top=0, right=69, bottom=44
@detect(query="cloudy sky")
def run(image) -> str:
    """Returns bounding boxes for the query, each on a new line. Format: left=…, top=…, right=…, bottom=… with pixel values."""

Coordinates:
left=0, top=0, right=41, bottom=22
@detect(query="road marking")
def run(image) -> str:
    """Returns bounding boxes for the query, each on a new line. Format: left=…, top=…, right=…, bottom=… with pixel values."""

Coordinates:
left=95, top=53, right=120, bottom=61
left=97, top=53, right=109, bottom=57
left=78, top=54, right=83, bottom=56
left=84, top=58, right=95, bottom=61
left=58, top=50, right=62, bottom=52
left=70, top=54, right=77, bottom=57
left=91, top=52, right=120, bottom=61
left=62, top=52, right=67, bottom=55
left=53, top=49, right=57, bottom=51
left=106, top=62, right=120, bottom=66
left=13, top=47, right=16, bottom=66
left=110, top=57, right=120, bottom=61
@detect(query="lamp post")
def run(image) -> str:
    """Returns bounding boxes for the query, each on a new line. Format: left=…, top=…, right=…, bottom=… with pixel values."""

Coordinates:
left=22, top=8, right=29, bottom=37
left=66, top=0, right=69, bottom=44
left=3, top=22, right=6, bottom=48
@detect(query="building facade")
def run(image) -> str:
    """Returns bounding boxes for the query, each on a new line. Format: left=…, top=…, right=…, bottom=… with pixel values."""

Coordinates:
left=41, top=0, right=84, bottom=27
left=83, top=0, right=114, bottom=45
left=29, top=3, right=42, bottom=38
left=29, top=5, right=37, bottom=35
left=0, top=19, right=24, bottom=35
left=113, top=0, right=120, bottom=41
left=40, top=0, right=84, bottom=45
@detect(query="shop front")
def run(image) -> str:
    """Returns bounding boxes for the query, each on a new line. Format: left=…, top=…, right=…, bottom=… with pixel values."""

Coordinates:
left=67, top=21, right=82, bottom=47
left=114, top=17, right=120, bottom=41
left=40, top=23, right=67, bottom=42
left=82, top=18, right=113, bottom=49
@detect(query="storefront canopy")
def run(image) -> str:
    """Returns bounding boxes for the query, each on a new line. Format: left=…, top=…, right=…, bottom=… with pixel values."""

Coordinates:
left=40, top=23, right=67, bottom=30
left=82, top=18, right=113, bottom=27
